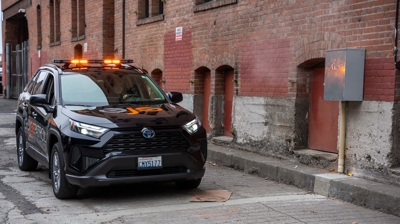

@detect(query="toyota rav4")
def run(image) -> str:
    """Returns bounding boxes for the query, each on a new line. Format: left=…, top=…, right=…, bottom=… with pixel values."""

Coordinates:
left=15, top=59, right=207, bottom=199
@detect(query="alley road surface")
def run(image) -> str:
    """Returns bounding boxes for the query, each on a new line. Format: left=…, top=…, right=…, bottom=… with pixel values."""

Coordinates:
left=1, top=111, right=400, bottom=223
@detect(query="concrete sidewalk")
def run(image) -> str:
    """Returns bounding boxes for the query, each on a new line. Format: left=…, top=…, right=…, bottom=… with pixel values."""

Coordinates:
left=208, top=142, right=400, bottom=217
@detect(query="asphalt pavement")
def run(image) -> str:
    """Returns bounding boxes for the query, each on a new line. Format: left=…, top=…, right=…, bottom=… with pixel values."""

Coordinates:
left=0, top=96, right=17, bottom=114
left=1, top=95, right=400, bottom=217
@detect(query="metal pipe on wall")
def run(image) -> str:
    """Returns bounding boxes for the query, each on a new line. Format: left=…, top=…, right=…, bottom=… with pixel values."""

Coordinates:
left=6, top=43, right=11, bottom=99
left=395, top=0, right=400, bottom=69
left=338, top=101, right=347, bottom=173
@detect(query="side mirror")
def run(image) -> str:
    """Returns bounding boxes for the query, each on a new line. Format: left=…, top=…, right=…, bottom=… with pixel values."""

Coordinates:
left=167, top=92, right=183, bottom=103
left=30, top=94, right=54, bottom=113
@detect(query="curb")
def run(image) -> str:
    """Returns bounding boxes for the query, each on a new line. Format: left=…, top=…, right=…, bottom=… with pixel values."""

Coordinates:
left=208, top=143, right=400, bottom=217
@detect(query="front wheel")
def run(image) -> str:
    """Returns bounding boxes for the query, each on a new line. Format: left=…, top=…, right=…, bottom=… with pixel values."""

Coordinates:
left=175, top=178, right=202, bottom=189
left=51, top=143, right=78, bottom=199
left=16, top=127, right=38, bottom=171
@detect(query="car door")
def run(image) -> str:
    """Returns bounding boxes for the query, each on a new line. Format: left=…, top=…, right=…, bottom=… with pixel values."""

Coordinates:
left=39, top=73, right=56, bottom=161
left=26, top=71, right=49, bottom=161
left=21, top=71, right=42, bottom=151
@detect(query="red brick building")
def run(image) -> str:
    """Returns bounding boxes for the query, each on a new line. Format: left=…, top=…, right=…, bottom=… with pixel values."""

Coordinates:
left=2, top=0, right=400, bottom=185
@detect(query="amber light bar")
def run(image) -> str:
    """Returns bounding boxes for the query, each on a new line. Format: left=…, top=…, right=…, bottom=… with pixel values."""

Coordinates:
left=53, top=59, right=133, bottom=64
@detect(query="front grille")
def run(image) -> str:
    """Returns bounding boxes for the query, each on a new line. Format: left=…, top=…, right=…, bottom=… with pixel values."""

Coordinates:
left=105, top=130, right=190, bottom=152
left=107, top=166, right=186, bottom=178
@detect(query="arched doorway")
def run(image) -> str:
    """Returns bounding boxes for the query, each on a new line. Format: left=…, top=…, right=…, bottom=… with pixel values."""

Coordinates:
left=151, top=69, right=163, bottom=89
left=216, top=65, right=235, bottom=137
left=298, top=59, right=339, bottom=153
left=193, top=67, right=211, bottom=132
left=74, top=44, right=83, bottom=59
left=4, top=10, right=29, bottom=98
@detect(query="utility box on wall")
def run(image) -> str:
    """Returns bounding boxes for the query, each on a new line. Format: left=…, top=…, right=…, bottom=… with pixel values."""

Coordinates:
left=324, top=48, right=365, bottom=101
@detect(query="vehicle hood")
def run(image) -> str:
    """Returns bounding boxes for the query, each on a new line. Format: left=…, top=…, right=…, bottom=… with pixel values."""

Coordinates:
left=61, top=103, right=196, bottom=129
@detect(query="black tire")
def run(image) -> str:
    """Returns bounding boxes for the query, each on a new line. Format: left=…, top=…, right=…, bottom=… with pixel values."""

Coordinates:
left=51, top=143, right=78, bottom=199
left=17, top=127, right=38, bottom=171
left=176, top=178, right=202, bottom=189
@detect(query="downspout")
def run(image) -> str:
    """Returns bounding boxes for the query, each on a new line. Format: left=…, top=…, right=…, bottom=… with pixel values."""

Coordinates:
left=6, top=43, right=11, bottom=99
left=122, top=0, right=126, bottom=59
left=395, top=0, right=400, bottom=69
left=338, top=101, right=347, bottom=173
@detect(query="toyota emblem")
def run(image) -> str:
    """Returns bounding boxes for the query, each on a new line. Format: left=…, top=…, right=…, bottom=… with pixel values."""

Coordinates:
left=141, top=127, right=155, bottom=139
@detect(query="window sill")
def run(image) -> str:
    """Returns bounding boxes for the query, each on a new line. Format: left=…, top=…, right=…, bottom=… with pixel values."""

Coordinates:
left=71, top=35, right=86, bottom=42
left=49, top=41, right=61, bottom=47
left=136, top=14, right=164, bottom=26
left=194, top=0, right=237, bottom=13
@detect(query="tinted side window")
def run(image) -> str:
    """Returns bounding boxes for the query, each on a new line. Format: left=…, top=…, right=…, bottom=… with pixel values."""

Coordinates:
left=25, top=71, right=40, bottom=93
left=44, top=74, right=55, bottom=105
left=31, top=71, right=48, bottom=95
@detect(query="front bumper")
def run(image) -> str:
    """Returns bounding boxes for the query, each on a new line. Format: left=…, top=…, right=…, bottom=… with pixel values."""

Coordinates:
left=66, top=151, right=206, bottom=187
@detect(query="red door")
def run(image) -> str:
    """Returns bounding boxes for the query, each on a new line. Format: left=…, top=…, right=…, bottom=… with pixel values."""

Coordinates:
left=224, top=70, right=234, bottom=136
left=203, top=71, right=211, bottom=132
left=308, top=68, right=339, bottom=153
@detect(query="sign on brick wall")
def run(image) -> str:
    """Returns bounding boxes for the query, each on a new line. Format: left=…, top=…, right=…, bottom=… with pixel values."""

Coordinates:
left=176, top=27, right=182, bottom=41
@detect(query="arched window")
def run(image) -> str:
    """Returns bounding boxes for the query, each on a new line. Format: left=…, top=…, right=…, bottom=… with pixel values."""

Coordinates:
left=71, top=0, right=86, bottom=41
left=71, top=0, right=77, bottom=38
left=55, top=0, right=60, bottom=42
left=37, top=5, right=42, bottom=49
left=49, top=0, right=54, bottom=43
left=138, top=0, right=164, bottom=19
left=78, top=0, right=86, bottom=38
left=49, top=0, right=61, bottom=45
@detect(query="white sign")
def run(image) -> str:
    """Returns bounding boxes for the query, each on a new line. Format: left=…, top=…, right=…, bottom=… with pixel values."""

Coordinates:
left=38, top=50, right=41, bottom=58
left=84, top=43, right=88, bottom=52
left=176, top=27, right=182, bottom=41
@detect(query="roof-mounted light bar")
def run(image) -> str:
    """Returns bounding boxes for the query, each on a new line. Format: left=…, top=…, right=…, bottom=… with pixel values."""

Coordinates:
left=53, top=59, right=133, bottom=64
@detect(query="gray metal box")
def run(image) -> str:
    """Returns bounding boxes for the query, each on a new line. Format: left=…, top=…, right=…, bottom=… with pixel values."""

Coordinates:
left=324, top=48, right=365, bottom=101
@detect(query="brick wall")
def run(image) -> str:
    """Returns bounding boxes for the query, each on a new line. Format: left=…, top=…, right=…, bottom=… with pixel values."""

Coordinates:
left=364, top=58, right=396, bottom=102
left=240, top=39, right=290, bottom=97
left=2, top=0, right=20, bottom=10
left=18, top=0, right=110, bottom=75
left=164, top=31, right=193, bottom=93
left=2, top=0, right=398, bottom=101
left=121, top=0, right=397, bottom=101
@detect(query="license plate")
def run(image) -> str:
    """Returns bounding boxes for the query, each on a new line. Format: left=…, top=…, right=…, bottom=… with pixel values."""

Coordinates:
left=138, top=156, right=162, bottom=169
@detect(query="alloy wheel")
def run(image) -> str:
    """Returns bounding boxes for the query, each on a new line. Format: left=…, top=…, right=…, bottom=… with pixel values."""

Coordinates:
left=18, top=133, right=24, bottom=165
left=52, top=152, right=61, bottom=193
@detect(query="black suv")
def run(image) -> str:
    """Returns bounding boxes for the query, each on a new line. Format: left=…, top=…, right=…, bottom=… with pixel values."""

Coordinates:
left=15, top=59, right=207, bottom=199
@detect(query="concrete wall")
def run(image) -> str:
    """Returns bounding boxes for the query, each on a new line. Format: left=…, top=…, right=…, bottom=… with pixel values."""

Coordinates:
left=346, top=101, right=394, bottom=173
left=231, top=96, right=295, bottom=157
left=180, top=93, right=194, bottom=112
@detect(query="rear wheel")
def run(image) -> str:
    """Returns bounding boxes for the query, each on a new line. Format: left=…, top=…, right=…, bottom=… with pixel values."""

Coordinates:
left=16, top=127, right=38, bottom=171
left=176, top=178, right=202, bottom=189
left=51, top=143, right=78, bottom=199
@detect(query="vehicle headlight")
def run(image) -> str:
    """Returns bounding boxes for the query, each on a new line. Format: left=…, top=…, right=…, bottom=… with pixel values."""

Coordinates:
left=183, top=117, right=201, bottom=134
left=69, top=119, right=109, bottom=138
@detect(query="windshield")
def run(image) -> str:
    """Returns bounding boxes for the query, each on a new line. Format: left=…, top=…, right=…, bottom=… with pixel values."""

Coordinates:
left=61, top=71, right=167, bottom=106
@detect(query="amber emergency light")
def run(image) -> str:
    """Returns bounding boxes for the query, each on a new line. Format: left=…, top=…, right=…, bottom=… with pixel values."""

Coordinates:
left=53, top=59, right=134, bottom=70
left=53, top=59, right=133, bottom=64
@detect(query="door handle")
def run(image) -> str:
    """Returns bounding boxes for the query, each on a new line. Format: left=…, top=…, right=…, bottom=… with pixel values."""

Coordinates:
left=22, top=102, right=28, bottom=108
left=32, top=112, right=37, bottom=118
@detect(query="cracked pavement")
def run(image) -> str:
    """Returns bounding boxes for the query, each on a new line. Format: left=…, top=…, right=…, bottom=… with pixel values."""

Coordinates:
left=1, top=112, right=400, bottom=223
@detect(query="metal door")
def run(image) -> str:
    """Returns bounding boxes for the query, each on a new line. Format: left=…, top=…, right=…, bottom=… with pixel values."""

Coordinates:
left=5, top=41, right=29, bottom=99
left=308, top=68, right=339, bottom=153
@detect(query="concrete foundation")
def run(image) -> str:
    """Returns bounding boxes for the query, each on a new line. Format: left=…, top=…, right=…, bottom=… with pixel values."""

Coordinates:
left=231, top=96, right=295, bottom=157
